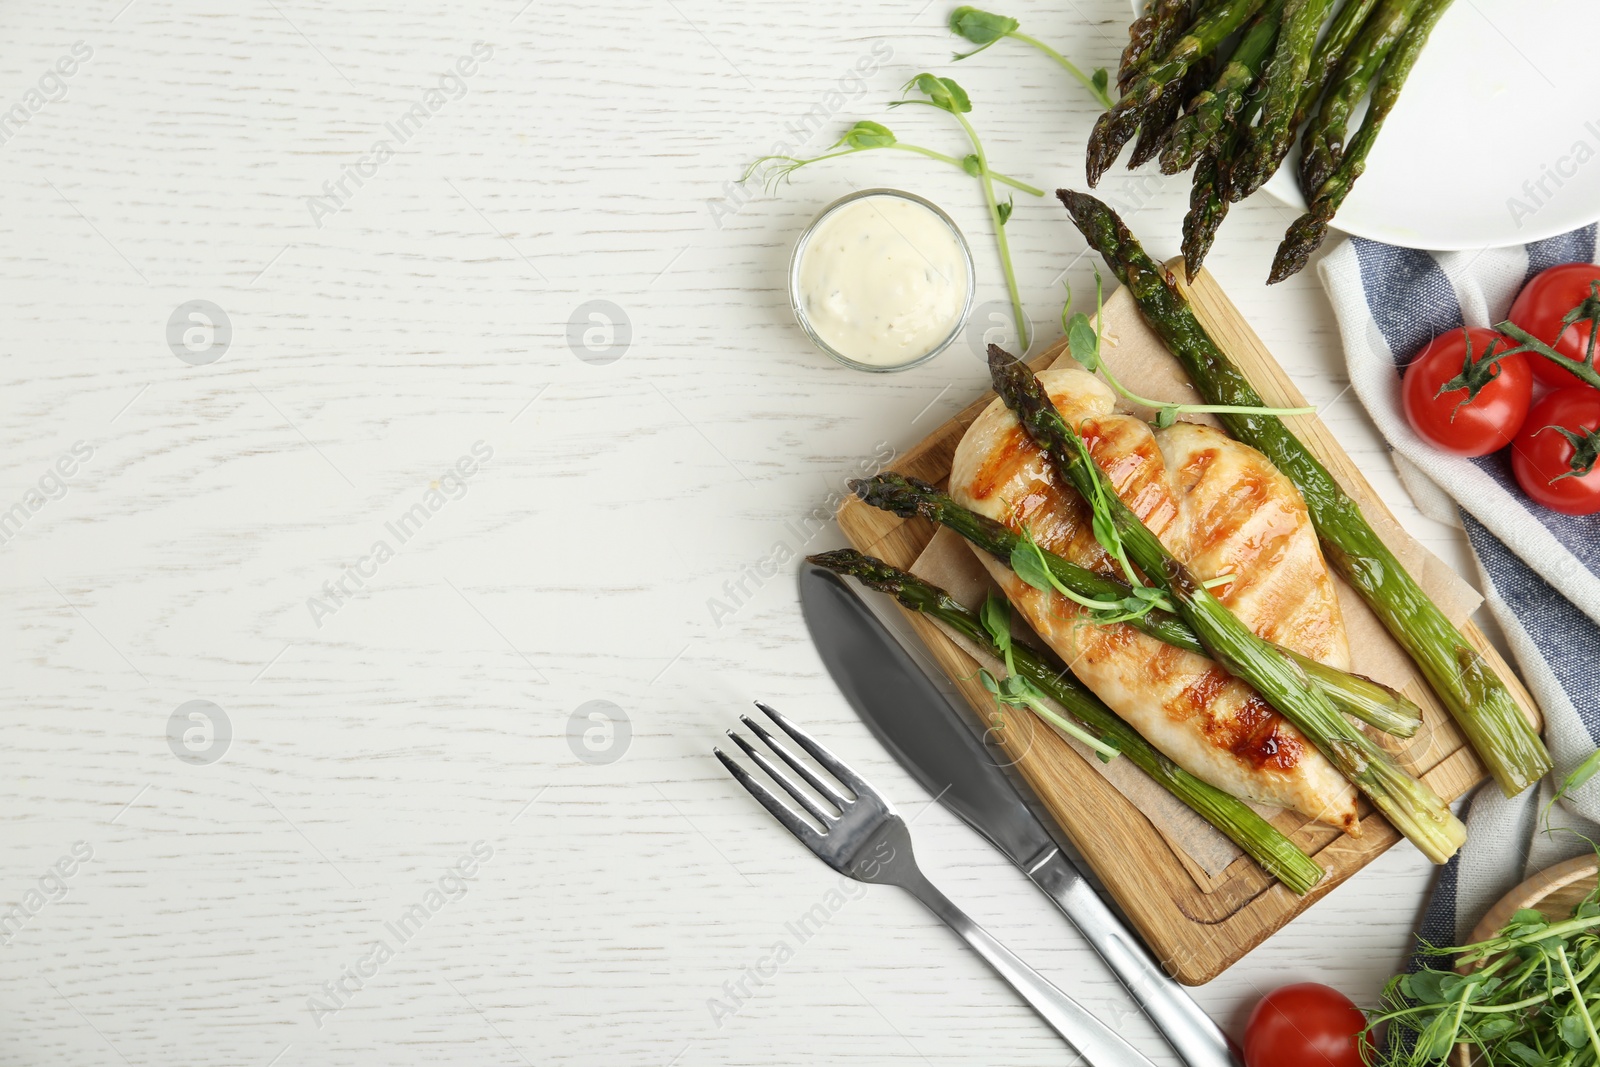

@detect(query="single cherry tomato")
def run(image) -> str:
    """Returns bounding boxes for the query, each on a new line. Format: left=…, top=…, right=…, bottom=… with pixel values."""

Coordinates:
left=1506, top=262, right=1600, bottom=390
left=1511, top=387, right=1600, bottom=515
left=1401, top=327, right=1532, bottom=456
left=1244, top=982, right=1370, bottom=1067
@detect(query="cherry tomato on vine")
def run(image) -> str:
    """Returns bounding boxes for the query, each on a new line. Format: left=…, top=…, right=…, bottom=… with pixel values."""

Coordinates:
left=1512, top=388, right=1600, bottom=516
left=1507, top=262, right=1600, bottom=391
left=1401, top=327, right=1532, bottom=456
left=1243, top=983, right=1370, bottom=1067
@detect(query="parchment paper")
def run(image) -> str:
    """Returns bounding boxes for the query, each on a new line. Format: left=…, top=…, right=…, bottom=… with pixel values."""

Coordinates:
left=906, top=285, right=1491, bottom=883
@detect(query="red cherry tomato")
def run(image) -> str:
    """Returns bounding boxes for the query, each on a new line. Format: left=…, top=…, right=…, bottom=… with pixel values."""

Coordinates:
left=1244, top=983, right=1370, bottom=1067
left=1511, top=387, right=1600, bottom=515
left=1401, top=327, right=1532, bottom=456
left=1507, top=262, right=1600, bottom=390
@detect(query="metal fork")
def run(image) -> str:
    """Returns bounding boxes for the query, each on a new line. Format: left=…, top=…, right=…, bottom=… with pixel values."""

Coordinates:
left=715, top=701, right=1158, bottom=1067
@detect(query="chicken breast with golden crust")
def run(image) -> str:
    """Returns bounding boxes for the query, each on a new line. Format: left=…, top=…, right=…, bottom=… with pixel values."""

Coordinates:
left=950, top=368, right=1359, bottom=834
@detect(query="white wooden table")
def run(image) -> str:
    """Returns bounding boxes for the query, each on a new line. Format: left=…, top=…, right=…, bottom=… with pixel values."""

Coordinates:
left=0, top=2, right=1483, bottom=1063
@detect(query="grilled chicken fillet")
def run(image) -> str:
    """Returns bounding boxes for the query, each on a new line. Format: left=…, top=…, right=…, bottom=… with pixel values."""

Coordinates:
left=951, top=368, right=1360, bottom=834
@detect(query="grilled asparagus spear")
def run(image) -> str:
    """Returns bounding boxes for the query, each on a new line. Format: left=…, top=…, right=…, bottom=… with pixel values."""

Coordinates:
left=1129, top=52, right=1211, bottom=168
left=1159, top=0, right=1286, bottom=175
left=1225, top=0, right=1338, bottom=200
left=1118, top=0, right=1192, bottom=91
left=808, top=548, right=1326, bottom=894
left=1272, top=0, right=1455, bottom=283
left=1297, top=0, right=1421, bottom=196
left=1088, top=0, right=1268, bottom=184
left=1058, top=188, right=1550, bottom=797
left=1181, top=124, right=1248, bottom=279
left=1123, top=0, right=1197, bottom=168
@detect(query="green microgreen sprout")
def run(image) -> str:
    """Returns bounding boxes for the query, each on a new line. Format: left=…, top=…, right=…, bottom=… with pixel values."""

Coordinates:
left=1061, top=270, right=1316, bottom=429
left=741, top=119, right=1044, bottom=197
left=1365, top=748, right=1600, bottom=1066
left=948, top=6, right=1114, bottom=109
left=977, top=591, right=1119, bottom=762
left=892, top=73, right=1032, bottom=354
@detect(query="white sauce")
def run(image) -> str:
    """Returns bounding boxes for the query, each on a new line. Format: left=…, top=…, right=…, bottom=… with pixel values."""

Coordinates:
left=796, top=195, right=969, bottom=367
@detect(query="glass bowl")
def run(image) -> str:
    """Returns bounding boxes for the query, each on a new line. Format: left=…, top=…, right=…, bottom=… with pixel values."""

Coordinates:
left=788, top=188, right=976, bottom=373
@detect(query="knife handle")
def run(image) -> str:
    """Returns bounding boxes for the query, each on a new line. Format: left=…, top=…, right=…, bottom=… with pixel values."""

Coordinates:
left=1027, top=848, right=1239, bottom=1067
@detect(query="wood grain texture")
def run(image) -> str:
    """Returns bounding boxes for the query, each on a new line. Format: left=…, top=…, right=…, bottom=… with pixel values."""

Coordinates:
left=0, top=1, right=1513, bottom=1063
left=838, top=264, right=1539, bottom=984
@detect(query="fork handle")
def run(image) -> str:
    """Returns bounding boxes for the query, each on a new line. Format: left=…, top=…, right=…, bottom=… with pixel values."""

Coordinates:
left=897, top=869, right=1158, bottom=1067
left=1028, top=848, right=1239, bottom=1067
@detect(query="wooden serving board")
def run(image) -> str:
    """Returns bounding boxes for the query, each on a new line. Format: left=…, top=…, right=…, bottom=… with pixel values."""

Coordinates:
left=836, top=263, right=1542, bottom=985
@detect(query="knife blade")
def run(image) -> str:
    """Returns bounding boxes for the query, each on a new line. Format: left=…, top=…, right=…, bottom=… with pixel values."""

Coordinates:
left=800, top=562, right=1238, bottom=1067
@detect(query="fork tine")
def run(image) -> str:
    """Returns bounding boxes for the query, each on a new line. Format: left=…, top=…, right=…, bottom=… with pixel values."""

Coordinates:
left=739, top=714, right=851, bottom=809
left=728, top=730, right=836, bottom=824
left=754, top=701, right=870, bottom=798
left=714, top=747, right=825, bottom=850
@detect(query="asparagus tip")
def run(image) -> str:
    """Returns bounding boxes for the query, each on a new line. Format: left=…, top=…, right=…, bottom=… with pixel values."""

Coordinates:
left=852, top=471, right=946, bottom=523
left=986, top=341, right=1019, bottom=370
left=1268, top=212, right=1328, bottom=285
left=1055, top=188, right=1101, bottom=229
left=1086, top=106, right=1141, bottom=187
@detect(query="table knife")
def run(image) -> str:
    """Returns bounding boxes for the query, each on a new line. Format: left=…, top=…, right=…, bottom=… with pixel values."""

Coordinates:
left=799, top=562, right=1239, bottom=1067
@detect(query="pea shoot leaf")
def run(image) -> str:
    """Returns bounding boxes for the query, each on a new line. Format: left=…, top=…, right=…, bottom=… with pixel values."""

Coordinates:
left=949, top=6, right=1018, bottom=46
left=902, top=73, right=972, bottom=114
left=1010, top=534, right=1057, bottom=595
left=981, top=591, right=1012, bottom=652
left=1501, top=1040, right=1544, bottom=1066
left=1559, top=1011, right=1588, bottom=1049
left=1067, top=311, right=1100, bottom=372
left=835, top=120, right=897, bottom=150
left=1403, top=969, right=1458, bottom=1003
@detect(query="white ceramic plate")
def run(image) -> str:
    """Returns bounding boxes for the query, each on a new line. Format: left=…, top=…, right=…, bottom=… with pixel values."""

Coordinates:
left=1131, top=0, right=1600, bottom=249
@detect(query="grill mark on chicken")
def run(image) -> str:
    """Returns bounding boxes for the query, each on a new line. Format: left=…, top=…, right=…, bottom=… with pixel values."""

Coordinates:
left=1084, top=417, right=1181, bottom=537
left=1219, top=696, right=1303, bottom=774
left=970, top=428, right=1031, bottom=501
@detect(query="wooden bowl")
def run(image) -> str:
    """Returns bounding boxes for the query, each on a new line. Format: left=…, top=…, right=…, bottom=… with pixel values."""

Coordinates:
left=1451, top=856, right=1599, bottom=1067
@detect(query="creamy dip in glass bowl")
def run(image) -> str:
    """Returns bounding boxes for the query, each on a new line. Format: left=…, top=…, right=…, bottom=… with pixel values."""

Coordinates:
left=789, top=189, right=975, bottom=373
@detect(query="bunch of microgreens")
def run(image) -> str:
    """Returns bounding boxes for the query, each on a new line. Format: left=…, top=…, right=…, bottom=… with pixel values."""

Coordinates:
left=1368, top=750, right=1600, bottom=1066
left=976, top=591, right=1120, bottom=762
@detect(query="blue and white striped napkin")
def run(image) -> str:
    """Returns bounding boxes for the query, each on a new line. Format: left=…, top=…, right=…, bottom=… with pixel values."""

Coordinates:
left=1320, top=229, right=1600, bottom=948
